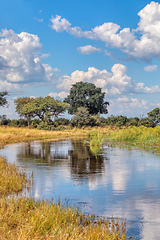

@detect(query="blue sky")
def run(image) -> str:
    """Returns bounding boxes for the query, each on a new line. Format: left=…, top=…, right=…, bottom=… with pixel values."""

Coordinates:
left=0, top=0, right=160, bottom=119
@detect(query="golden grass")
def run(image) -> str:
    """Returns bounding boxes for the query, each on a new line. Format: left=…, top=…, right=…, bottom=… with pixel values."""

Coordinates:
left=0, top=126, right=116, bottom=148
left=0, top=157, right=27, bottom=196
left=0, top=197, right=126, bottom=240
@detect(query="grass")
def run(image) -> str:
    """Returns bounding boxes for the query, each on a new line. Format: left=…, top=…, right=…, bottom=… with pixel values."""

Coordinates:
left=88, top=132, right=106, bottom=155
left=0, top=197, right=126, bottom=240
left=0, top=126, right=89, bottom=148
left=0, top=157, right=28, bottom=196
left=105, top=125, right=160, bottom=151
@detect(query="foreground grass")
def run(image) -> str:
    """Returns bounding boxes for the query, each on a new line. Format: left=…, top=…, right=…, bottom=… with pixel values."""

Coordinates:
left=0, top=157, right=27, bottom=196
left=0, top=197, right=126, bottom=240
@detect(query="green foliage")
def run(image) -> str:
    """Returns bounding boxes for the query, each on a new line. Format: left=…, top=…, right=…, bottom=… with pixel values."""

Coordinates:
left=147, top=108, right=160, bottom=125
left=30, top=119, right=42, bottom=128
left=0, top=115, right=11, bottom=126
left=138, top=117, right=155, bottom=127
left=64, top=81, right=109, bottom=115
left=0, top=91, right=8, bottom=107
left=126, top=117, right=139, bottom=127
left=14, top=96, right=69, bottom=125
left=14, top=97, right=35, bottom=125
left=88, top=132, right=105, bottom=155
left=105, top=115, right=128, bottom=127
left=53, top=118, right=70, bottom=127
left=71, top=107, right=92, bottom=128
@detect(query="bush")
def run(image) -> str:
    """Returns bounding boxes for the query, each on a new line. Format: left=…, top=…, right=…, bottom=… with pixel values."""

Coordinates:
left=9, top=119, right=28, bottom=127
left=31, top=119, right=42, bottom=128
left=126, top=117, right=139, bottom=127
left=105, top=115, right=128, bottom=127
left=71, top=107, right=93, bottom=128
left=0, top=115, right=11, bottom=126
left=138, top=117, right=155, bottom=127
left=53, top=118, right=70, bottom=127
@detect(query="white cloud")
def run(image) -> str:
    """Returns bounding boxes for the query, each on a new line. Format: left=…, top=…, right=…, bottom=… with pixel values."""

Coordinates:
left=57, top=63, right=160, bottom=96
left=48, top=91, right=68, bottom=99
left=144, top=65, right=157, bottom=72
left=0, top=29, right=57, bottom=92
left=77, top=45, right=101, bottom=54
left=50, top=2, right=160, bottom=61
left=50, top=15, right=71, bottom=32
left=108, top=97, right=149, bottom=116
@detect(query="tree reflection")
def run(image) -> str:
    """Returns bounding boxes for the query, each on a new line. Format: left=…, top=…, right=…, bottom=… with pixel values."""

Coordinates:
left=68, top=141, right=108, bottom=179
left=16, top=140, right=108, bottom=178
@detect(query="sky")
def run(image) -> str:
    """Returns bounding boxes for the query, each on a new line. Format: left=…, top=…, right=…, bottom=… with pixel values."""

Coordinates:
left=0, top=0, right=160, bottom=119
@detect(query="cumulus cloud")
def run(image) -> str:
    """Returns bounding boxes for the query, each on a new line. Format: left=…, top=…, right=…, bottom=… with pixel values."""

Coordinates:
left=144, top=65, right=157, bottom=72
left=0, top=29, right=57, bottom=92
left=50, top=2, right=160, bottom=61
left=77, top=45, right=101, bottom=54
left=57, top=63, right=160, bottom=96
left=48, top=91, right=68, bottom=98
left=50, top=15, right=71, bottom=32
left=108, top=97, right=149, bottom=116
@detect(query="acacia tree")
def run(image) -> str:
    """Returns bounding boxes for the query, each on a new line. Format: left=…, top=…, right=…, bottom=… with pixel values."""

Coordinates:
left=14, top=97, right=35, bottom=126
left=15, top=96, right=69, bottom=125
left=64, top=81, right=109, bottom=115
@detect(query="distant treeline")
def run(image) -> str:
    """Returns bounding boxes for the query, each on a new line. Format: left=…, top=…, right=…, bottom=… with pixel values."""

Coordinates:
left=0, top=113, right=157, bottom=129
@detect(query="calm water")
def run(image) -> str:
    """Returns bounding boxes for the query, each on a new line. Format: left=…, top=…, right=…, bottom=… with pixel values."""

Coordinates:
left=1, top=139, right=160, bottom=239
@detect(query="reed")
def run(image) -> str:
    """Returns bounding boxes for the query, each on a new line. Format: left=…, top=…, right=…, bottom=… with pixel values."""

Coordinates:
left=105, top=125, right=160, bottom=150
left=88, top=131, right=106, bottom=155
left=0, top=196, right=126, bottom=240
left=0, top=157, right=27, bottom=196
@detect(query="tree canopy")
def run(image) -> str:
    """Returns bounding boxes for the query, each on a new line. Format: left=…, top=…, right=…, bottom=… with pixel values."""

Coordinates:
left=64, top=81, right=109, bottom=115
left=14, top=96, right=69, bottom=125
left=14, top=97, right=35, bottom=126
left=0, top=91, right=8, bottom=107
left=147, top=108, right=160, bottom=125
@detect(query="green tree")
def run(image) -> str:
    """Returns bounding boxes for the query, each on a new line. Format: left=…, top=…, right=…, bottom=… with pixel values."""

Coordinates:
left=147, top=108, right=160, bottom=125
left=14, top=97, right=35, bottom=126
left=138, top=117, right=155, bottom=127
left=71, top=107, right=93, bottom=128
left=64, top=81, right=109, bottom=115
left=15, top=96, right=69, bottom=125
left=0, top=91, right=8, bottom=107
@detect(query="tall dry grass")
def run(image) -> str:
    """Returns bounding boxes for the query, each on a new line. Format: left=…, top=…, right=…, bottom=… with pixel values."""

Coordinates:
left=0, top=157, right=27, bottom=196
left=0, top=197, right=126, bottom=240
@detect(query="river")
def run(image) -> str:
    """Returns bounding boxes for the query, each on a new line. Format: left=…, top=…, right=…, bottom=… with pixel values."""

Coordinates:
left=1, top=139, right=160, bottom=239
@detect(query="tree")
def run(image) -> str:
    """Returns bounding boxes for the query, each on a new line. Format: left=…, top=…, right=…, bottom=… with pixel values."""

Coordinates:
left=71, top=107, right=92, bottom=128
left=14, top=97, right=35, bottom=126
left=147, top=108, right=160, bottom=125
left=0, top=91, right=8, bottom=107
left=64, top=81, right=109, bottom=115
left=15, top=96, right=69, bottom=125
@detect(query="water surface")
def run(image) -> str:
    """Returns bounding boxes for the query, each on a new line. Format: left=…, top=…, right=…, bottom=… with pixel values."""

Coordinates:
left=1, top=139, right=160, bottom=239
